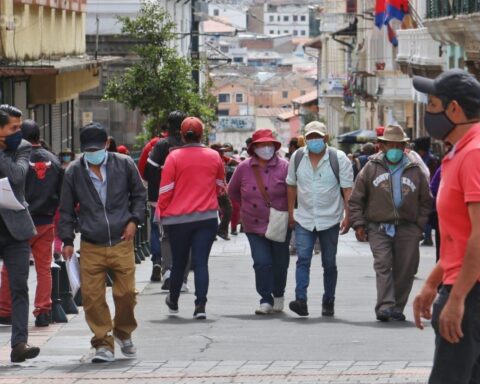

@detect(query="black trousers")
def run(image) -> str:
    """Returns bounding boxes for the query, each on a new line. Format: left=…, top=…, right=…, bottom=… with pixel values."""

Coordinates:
left=0, top=218, right=30, bottom=347
left=217, top=194, right=232, bottom=234
left=429, top=284, right=480, bottom=384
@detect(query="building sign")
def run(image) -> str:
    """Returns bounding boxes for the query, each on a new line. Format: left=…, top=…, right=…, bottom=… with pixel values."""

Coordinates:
left=216, top=116, right=255, bottom=132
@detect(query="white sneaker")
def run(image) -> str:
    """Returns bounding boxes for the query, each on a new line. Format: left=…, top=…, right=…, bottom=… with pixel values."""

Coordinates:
left=114, top=337, right=137, bottom=358
left=91, top=347, right=114, bottom=363
left=273, top=297, right=284, bottom=313
left=255, top=303, right=273, bottom=315
left=181, top=282, right=190, bottom=293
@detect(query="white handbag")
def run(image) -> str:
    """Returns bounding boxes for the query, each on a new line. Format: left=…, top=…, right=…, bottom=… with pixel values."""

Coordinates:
left=253, top=167, right=289, bottom=243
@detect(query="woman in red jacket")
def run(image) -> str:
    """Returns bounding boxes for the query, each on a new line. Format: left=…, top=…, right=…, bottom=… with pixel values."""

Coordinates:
left=157, top=117, right=225, bottom=320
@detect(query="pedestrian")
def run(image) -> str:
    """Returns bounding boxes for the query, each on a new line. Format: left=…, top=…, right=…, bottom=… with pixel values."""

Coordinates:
left=349, top=124, right=432, bottom=322
left=228, top=129, right=290, bottom=314
left=157, top=117, right=225, bottom=320
left=106, top=136, right=117, bottom=152
left=412, top=69, right=480, bottom=384
left=117, top=145, right=130, bottom=155
left=287, top=121, right=353, bottom=317
left=0, top=109, right=40, bottom=362
left=59, top=122, right=146, bottom=363
left=352, top=142, right=375, bottom=180
left=0, top=120, right=63, bottom=328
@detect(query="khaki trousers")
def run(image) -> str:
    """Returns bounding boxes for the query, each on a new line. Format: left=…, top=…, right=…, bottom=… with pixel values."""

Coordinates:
left=367, top=222, right=422, bottom=314
left=80, top=240, right=137, bottom=351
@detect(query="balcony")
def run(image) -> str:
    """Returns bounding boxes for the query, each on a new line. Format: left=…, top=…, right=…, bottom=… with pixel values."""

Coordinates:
left=396, top=28, right=445, bottom=77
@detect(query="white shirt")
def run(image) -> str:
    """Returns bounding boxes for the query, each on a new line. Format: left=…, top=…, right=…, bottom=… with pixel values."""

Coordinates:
left=286, top=147, right=353, bottom=231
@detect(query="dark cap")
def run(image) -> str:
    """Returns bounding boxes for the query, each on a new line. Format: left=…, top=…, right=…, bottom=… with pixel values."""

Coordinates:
left=80, top=122, right=108, bottom=151
left=413, top=69, right=480, bottom=110
left=180, top=117, right=203, bottom=137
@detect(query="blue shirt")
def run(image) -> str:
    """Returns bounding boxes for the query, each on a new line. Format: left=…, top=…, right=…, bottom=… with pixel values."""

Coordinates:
left=387, top=155, right=409, bottom=209
left=85, top=152, right=108, bottom=206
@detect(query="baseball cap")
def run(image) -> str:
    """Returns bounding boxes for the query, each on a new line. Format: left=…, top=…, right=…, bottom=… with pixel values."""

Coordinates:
left=413, top=69, right=480, bottom=110
left=304, top=121, right=327, bottom=138
left=180, top=117, right=203, bottom=137
left=80, top=122, right=108, bottom=151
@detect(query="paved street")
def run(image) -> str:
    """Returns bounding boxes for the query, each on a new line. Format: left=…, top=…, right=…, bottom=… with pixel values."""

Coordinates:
left=0, top=232, right=436, bottom=383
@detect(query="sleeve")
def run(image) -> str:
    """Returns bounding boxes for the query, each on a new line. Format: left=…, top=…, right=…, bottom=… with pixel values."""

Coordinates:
left=227, top=162, right=243, bottom=203
left=138, top=141, right=153, bottom=180
left=127, top=157, right=147, bottom=225
left=216, top=154, right=226, bottom=195
left=157, top=154, right=176, bottom=212
left=338, top=151, right=354, bottom=188
left=348, top=164, right=369, bottom=229
left=462, top=149, right=480, bottom=203
left=0, top=143, right=31, bottom=187
left=285, top=153, right=297, bottom=186
left=58, top=171, right=78, bottom=247
left=416, top=168, right=434, bottom=229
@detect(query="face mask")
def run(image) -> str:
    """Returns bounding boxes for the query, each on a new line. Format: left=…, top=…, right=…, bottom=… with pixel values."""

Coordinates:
left=224, top=151, right=234, bottom=157
left=84, top=149, right=106, bottom=165
left=4, top=130, right=22, bottom=151
left=307, top=138, right=326, bottom=154
left=386, top=148, right=404, bottom=163
left=254, top=145, right=275, bottom=160
left=62, top=155, right=71, bottom=163
left=424, top=110, right=456, bottom=141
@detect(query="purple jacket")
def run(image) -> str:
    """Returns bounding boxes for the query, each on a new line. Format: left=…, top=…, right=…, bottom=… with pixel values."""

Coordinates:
left=228, top=155, right=288, bottom=235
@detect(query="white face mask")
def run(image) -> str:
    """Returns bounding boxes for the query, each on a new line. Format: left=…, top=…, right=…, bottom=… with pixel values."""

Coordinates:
left=254, top=145, right=275, bottom=160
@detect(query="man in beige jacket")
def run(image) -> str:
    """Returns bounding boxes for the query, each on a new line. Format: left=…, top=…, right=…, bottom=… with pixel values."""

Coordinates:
left=349, top=125, right=432, bottom=322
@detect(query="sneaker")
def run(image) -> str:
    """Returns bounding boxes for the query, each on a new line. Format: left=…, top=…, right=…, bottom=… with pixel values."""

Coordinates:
left=273, top=297, right=284, bottom=313
left=217, top=231, right=230, bottom=241
left=114, top=337, right=137, bottom=358
left=289, top=299, right=309, bottom=317
left=231, top=230, right=238, bottom=236
left=35, top=312, right=51, bottom=327
left=10, top=342, right=40, bottom=363
left=161, top=270, right=171, bottom=291
left=91, top=347, right=114, bottom=363
left=181, top=282, right=190, bottom=293
left=255, top=302, right=273, bottom=315
left=421, top=238, right=434, bottom=246
left=322, top=302, right=334, bottom=317
left=289, top=247, right=296, bottom=256
left=390, top=311, right=406, bottom=321
left=165, top=295, right=178, bottom=314
left=0, top=316, right=12, bottom=326
left=376, top=308, right=391, bottom=322
left=150, top=265, right=161, bottom=282
left=193, top=303, right=206, bottom=320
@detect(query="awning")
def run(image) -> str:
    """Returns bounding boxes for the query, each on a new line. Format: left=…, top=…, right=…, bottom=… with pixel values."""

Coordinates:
left=337, top=129, right=377, bottom=144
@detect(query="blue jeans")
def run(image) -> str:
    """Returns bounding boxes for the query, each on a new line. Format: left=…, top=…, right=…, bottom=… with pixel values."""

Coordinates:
left=150, top=206, right=161, bottom=265
left=295, top=223, right=340, bottom=304
left=246, top=232, right=291, bottom=305
left=168, top=218, right=218, bottom=305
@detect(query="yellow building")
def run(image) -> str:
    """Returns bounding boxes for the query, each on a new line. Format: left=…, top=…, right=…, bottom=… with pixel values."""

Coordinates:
left=0, top=0, right=106, bottom=153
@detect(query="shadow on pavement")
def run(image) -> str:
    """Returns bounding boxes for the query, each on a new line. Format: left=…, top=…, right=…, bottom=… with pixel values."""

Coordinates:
left=149, top=318, right=216, bottom=324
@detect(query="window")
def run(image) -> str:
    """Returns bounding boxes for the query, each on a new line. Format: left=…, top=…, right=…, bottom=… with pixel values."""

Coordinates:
left=213, top=9, right=219, bottom=16
left=284, top=30, right=289, bottom=34
left=293, top=30, right=298, bottom=36
left=293, top=15, right=298, bottom=22
left=217, top=109, right=229, bottom=116
left=300, top=90, right=306, bottom=96
left=269, top=15, right=274, bottom=22
left=233, top=57, right=243, bottom=63
left=301, top=30, right=306, bottom=36
left=277, top=16, right=281, bottom=21
left=269, top=30, right=275, bottom=34
left=300, top=15, right=306, bottom=21
left=284, top=16, right=289, bottom=22
left=236, top=94, right=244, bottom=103
left=282, top=91, right=289, bottom=99
left=218, top=93, right=230, bottom=103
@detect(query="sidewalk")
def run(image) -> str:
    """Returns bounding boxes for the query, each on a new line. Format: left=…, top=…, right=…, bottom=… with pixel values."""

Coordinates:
left=0, top=232, right=436, bottom=383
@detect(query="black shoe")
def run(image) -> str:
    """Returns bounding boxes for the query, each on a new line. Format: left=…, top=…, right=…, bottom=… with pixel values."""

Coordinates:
left=165, top=295, right=178, bottom=314
left=376, top=309, right=391, bottom=322
left=0, top=316, right=12, bottom=326
left=193, top=303, right=206, bottom=320
left=29, top=260, right=34, bottom=266
left=421, top=238, right=434, bottom=246
left=322, top=302, right=334, bottom=317
left=217, top=231, right=230, bottom=241
left=150, top=265, right=161, bottom=282
left=390, top=311, right=406, bottom=321
left=35, top=312, right=51, bottom=327
left=289, top=299, right=309, bottom=317
left=11, top=342, right=40, bottom=363
left=231, top=231, right=238, bottom=236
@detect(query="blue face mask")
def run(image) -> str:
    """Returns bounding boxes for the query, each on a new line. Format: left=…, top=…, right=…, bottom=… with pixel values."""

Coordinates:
left=84, top=149, right=106, bottom=165
left=4, top=130, right=23, bottom=151
left=307, top=138, right=326, bottom=154
left=386, top=148, right=404, bottom=163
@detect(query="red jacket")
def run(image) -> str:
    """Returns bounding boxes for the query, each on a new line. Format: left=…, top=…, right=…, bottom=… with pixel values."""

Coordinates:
left=157, top=144, right=225, bottom=225
left=138, top=137, right=160, bottom=180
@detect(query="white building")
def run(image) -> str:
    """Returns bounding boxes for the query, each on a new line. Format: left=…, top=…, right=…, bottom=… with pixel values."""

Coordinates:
left=208, top=2, right=248, bottom=30
left=263, top=3, right=310, bottom=37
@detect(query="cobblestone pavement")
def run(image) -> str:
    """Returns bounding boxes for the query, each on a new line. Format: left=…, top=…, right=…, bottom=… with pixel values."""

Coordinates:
left=0, top=232, right=437, bottom=383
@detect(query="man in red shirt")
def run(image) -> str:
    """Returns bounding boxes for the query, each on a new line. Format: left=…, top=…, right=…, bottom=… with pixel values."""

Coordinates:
left=413, top=69, right=480, bottom=384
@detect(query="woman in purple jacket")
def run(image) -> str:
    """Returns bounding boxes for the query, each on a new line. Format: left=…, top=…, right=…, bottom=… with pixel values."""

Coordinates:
left=228, top=129, right=290, bottom=315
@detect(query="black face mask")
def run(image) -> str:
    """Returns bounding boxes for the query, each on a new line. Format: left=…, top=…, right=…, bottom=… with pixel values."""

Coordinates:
left=4, top=130, right=23, bottom=151
left=424, top=110, right=456, bottom=141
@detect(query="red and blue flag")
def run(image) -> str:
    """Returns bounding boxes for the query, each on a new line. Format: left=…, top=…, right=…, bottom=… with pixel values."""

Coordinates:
left=385, top=0, right=409, bottom=23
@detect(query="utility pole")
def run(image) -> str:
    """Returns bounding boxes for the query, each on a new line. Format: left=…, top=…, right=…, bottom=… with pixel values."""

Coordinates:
left=191, top=0, right=200, bottom=91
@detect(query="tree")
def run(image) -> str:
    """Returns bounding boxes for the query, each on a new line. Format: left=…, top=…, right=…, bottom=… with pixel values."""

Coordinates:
left=103, top=1, right=216, bottom=140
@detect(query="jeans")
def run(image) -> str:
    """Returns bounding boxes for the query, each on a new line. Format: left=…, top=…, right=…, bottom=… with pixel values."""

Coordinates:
left=168, top=218, right=218, bottom=305
left=429, top=284, right=480, bottom=384
left=0, top=218, right=30, bottom=347
left=294, top=223, right=340, bottom=304
left=246, top=232, right=291, bottom=305
left=150, top=206, right=161, bottom=265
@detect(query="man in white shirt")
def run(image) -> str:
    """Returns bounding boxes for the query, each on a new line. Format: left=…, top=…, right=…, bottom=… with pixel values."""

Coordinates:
left=286, top=121, right=354, bottom=317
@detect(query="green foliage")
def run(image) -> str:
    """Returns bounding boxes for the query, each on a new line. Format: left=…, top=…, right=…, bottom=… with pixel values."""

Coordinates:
left=103, top=1, right=217, bottom=139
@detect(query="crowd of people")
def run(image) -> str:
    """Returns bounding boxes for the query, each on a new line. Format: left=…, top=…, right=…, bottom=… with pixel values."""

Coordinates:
left=0, top=68, right=480, bottom=384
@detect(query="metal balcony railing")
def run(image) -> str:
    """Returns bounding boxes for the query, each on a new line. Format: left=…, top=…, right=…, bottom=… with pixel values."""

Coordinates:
left=427, top=0, right=480, bottom=18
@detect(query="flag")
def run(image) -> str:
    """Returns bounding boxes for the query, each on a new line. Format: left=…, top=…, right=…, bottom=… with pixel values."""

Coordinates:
left=387, top=24, right=398, bottom=47
left=375, top=0, right=386, bottom=29
left=385, top=0, right=409, bottom=23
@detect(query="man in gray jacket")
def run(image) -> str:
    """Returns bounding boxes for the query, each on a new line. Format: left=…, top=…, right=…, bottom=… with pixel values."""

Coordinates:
left=0, top=108, right=40, bottom=362
left=59, top=122, right=146, bottom=363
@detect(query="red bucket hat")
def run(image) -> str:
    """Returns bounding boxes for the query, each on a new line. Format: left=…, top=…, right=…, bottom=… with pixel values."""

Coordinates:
left=247, top=129, right=281, bottom=156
